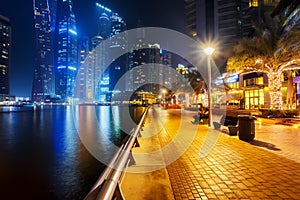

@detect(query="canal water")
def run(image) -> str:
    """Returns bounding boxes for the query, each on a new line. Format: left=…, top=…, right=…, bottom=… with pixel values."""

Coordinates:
left=0, top=105, right=145, bottom=200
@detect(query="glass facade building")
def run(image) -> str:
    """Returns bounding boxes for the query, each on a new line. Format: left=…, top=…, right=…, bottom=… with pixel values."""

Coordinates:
left=76, top=37, right=91, bottom=101
left=109, top=13, right=127, bottom=92
left=32, top=0, right=55, bottom=102
left=0, top=15, right=10, bottom=96
left=54, top=0, right=78, bottom=102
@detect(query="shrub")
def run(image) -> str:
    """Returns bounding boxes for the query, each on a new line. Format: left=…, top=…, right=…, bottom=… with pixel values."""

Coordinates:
left=259, top=109, right=300, bottom=118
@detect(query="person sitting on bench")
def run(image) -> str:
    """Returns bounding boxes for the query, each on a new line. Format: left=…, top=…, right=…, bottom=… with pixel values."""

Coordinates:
left=192, top=105, right=209, bottom=124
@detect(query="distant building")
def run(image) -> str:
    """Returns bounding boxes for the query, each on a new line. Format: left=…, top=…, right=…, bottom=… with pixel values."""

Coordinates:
left=0, top=15, right=11, bottom=96
left=76, top=36, right=91, bottom=101
left=159, top=49, right=173, bottom=90
left=128, top=27, right=149, bottom=92
left=32, top=0, right=55, bottom=102
left=91, top=35, right=108, bottom=102
left=54, top=0, right=78, bottom=102
left=87, top=4, right=129, bottom=102
left=109, top=13, right=127, bottom=92
left=48, top=0, right=57, bottom=34
left=98, top=12, right=111, bottom=40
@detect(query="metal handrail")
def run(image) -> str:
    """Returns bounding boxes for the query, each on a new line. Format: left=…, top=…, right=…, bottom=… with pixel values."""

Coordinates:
left=84, top=106, right=149, bottom=200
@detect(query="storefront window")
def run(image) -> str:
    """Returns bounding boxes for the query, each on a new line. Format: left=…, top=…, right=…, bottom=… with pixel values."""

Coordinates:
left=249, top=0, right=258, bottom=7
left=228, top=82, right=238, bottom=89
left=257, top=77, right=263, bottom=84
left=245, top=89, right=264, bottom=109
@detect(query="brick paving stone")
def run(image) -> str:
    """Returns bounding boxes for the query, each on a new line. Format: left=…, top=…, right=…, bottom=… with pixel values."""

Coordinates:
left=249, top=197, right=261, bottom=200
left=276, top=192, right=292, bottom=199
left=127, top=107, right=300, bottom=200
left=243, top=190, right=256, bottom=197
left=206, top=193, right=217, bottom=198
left=200, top=196, right=208, bottom=200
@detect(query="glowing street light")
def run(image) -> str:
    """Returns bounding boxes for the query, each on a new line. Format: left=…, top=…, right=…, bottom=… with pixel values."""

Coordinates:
left=204, top=47, right=215, bottom=56
left=204, top=47, right=215, bottom=127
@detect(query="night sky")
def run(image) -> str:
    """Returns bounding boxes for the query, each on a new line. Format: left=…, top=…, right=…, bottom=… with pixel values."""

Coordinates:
left=0, top=0, right=184, bottom=97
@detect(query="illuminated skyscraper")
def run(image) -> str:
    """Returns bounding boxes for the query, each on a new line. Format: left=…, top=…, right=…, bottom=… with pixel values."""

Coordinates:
left=48, top=0, right=57, bottom=33
left=76, top=37, right=91, bottom=101
left=0, top=15, right=10, bottom=97
left=98, top=12, right=111, bottom=40
left=32, top=0, right=55, bottom=102
left=97, top=12, right=111, bottom=101
left=109, top=13, right=127, bottom=92
left=93, top=3, right=128, bottom=101
left=54, top=0, right=78, bottom=102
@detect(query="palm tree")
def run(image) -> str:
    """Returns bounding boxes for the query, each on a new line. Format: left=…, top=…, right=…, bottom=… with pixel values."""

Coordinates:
left=175, top=64, right=206, bottom=94
left=227, top=15, right=300, bottom=110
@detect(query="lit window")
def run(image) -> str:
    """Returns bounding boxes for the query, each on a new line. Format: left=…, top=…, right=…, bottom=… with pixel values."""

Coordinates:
left=249, top=0, right=258, bottom=7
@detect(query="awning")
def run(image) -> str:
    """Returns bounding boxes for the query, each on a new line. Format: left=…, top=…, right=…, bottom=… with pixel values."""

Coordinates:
left=243, top=72, right=263, bottom=80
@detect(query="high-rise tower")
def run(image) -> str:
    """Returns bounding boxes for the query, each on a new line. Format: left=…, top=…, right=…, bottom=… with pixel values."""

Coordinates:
left=0, top=15, right=11, bottom=96
left=185, top=0, right=218, bottom=39
left=76, top=37, right=91, bottom=101
left=32, top=0, right=55, bottom=102
left=185, top=0, right=278, bottom=67
left=109, top=13, right=127, bottom=92
left=54, top=0, right=78, bottom=102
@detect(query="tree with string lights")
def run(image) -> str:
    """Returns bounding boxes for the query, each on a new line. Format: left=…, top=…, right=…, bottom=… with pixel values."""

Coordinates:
left=226, top=15, right=300, bottom=110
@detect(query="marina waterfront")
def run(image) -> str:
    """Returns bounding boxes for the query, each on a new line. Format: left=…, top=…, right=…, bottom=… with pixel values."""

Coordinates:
left=0, top=105, right=145, bottom=199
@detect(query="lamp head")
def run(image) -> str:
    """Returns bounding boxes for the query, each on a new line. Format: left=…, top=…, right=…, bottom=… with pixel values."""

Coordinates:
left=204, top=47, right=215, bottom=55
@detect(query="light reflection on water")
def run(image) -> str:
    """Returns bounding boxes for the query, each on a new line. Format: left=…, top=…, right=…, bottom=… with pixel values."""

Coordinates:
left=0, top=105, right=145, bottom=200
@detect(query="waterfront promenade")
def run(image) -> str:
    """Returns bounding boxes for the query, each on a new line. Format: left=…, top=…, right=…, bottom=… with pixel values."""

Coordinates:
left=121, top=106, right=300, bottom=199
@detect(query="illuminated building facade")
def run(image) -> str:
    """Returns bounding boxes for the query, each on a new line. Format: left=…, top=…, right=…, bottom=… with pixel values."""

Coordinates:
left=213, top=72, right=269, bottom=109
left=128, top=41, right=166, bottom=94
left=91, top=3, right=128, bottom=102
left=109, top=13, right=127, bottom=92
left=159, top=50, right=173, bottom=90
left=0, top=15, right=10, bottom=97
left=54, top=0, right=78, bottom=102
left=32, top=0, right=55, bottom=102
left=94, top=5, right=113, bottom=101
left=128, top=27, right=148, bottom=92
left=91, top=35, right=107, bottom=102
left=76, top=37, right=91, bottom=101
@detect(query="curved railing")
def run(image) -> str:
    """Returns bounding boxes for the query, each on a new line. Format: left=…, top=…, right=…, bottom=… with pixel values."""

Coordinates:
left=84, top=106, right=149, bottom=200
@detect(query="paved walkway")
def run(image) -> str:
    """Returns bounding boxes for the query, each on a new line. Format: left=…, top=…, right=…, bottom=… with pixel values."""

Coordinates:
left=122, top=106, right=300, bottom=199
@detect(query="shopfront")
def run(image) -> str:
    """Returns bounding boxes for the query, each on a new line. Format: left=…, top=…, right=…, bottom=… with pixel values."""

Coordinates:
left=213, top=73, right=240, bottom=108
left=293, top=76, right=300, bottom=108
left=244, top=89, right=265, bottom=109
left=242, top=72, right=267, bottom=109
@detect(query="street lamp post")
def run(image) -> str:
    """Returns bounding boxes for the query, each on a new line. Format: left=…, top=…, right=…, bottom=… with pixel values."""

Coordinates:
left=162, top=88, right=167, bottom=109
left=204, top=47, right=215, bottom=127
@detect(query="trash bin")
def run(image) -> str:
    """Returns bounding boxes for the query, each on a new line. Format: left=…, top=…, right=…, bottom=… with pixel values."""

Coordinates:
left=238, top=115, right=256, bottom=141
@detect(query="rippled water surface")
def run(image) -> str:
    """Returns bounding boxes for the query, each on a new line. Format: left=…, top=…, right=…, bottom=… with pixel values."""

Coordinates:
left=0, top=105, right=145, bottom=199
